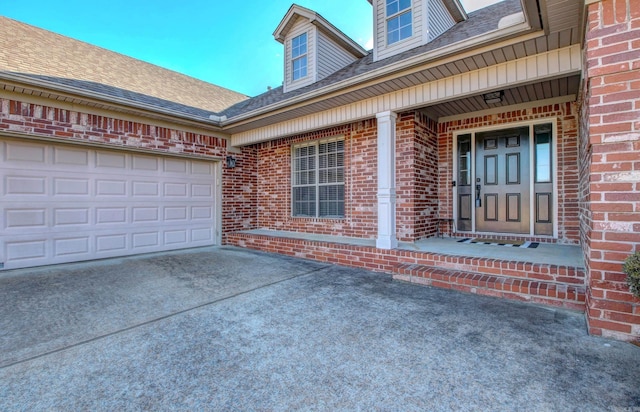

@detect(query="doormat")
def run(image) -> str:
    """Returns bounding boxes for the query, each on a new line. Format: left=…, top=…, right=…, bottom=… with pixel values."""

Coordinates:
left=457, top=238, right=539, bottom=248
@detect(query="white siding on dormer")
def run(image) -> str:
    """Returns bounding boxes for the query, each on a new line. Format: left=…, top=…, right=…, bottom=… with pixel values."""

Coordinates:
left=374, top=0, right=424, bottom=62
left=316, top=32, right=358, bottom=81
left=427, top=0, right=455, bottom=41
left=284, top=19, right=317, bottom=93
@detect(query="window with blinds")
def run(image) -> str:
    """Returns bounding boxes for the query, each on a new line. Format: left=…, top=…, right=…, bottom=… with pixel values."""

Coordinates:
left=292, top=138, right=344, bottom=218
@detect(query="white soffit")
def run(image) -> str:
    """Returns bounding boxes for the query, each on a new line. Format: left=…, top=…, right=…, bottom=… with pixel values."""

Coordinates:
left=230, top=44, right=581, bottom=146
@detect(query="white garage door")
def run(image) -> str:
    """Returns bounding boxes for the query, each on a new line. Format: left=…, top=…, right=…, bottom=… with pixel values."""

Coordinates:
left=0, top=138, right=219, bottom=270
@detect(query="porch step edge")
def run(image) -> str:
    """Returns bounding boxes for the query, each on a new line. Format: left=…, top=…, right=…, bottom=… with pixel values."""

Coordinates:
left=393, top=263, right=586, bottom=311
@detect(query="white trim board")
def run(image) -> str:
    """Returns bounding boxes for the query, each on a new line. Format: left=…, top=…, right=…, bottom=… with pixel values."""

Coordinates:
left=231, top=45, right=582, bottom=146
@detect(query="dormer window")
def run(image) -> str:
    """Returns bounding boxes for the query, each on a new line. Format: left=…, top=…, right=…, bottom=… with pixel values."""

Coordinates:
left=291, top=33, right=308, bottom=81
left=275, top=5, right=367, bottom=93
left=386, top=0, right=412, bottom=45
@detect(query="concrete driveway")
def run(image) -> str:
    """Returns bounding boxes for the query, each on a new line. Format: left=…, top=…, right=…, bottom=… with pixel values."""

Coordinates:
left=1, top=246, right=638, bottom=410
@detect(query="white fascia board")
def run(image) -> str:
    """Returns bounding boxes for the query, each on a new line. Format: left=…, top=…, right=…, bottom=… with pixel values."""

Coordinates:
left=0, top=72, right=229, bottom=134
left=229, top=44, right=582, bottom=146
left=273, top=5, right=317, bottom=43
left=223, top=21, right=537, bottom=129
left=273, top=5, right=367, bottom=56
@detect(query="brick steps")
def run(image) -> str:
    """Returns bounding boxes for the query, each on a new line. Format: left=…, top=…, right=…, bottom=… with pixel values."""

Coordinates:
left=227, top=231, right=586, bottom=311
left=393, top=263, right=586, bottom=310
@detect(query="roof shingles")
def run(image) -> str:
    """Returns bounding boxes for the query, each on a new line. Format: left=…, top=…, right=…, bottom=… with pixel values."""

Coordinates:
left=0, top=17, right=248, bottom=117
left=222, top=0, right=523, bottom=118
left=1, top=0, right=522, bottom=122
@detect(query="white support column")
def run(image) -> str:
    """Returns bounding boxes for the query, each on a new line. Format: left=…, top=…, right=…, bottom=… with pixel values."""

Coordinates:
left=376, top=111, right=398, bottom=249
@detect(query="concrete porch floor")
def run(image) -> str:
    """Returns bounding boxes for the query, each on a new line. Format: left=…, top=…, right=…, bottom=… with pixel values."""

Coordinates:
left=242, top=229, right=584, bottom=268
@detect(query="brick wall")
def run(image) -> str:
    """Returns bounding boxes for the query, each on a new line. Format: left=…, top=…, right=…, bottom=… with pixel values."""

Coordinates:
left=582, top=0, right=640, bottom=341
left=396, top=111, right=439, bottom=241
left=253, top=113, right=441, bottom=242
left=222, top=147, right=258, bottom=241
left=438, top=103, right=581, bottom=244
left=254, top=121, right=379, bottom=238
left=0, top=99, right=227, bottom=157
left=0, top=97, right=259, bottom=243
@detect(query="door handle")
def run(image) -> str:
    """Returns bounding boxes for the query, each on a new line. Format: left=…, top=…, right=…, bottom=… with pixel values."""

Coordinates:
left=475, top=184, right=482, bottom=208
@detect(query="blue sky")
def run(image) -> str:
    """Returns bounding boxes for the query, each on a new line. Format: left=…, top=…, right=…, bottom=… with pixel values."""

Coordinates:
left=3, top=0, right=499, bottom=97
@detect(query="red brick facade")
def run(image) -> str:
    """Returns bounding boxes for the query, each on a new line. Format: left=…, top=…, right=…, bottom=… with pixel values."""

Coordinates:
left=0, top=99, right=227, bottom=157
left=3, top=0, right=639, bottom=342
left=254, top=121, right=379, bottom=238
left=250, top=105, right=580, bottom=243
left=0, top=97, right=258, bottom=246
left=222, top=147, right=258, bottom=242
left=582, top=0, right=640, bottom=341
left=396, top=112, right=439, bottom=241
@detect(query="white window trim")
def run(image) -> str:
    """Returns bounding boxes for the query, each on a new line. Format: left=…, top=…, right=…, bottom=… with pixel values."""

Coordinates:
left=385, top=0, right=413, bottom=47
left=291, top=136, right=345, bottom=219
left=291, top=32, right=308, bottom=82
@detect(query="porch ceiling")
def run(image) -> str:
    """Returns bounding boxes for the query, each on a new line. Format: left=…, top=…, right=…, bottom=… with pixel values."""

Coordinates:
left=421, top=74, right=581, bottom=119
left=224, top=36, right=583, bottom=136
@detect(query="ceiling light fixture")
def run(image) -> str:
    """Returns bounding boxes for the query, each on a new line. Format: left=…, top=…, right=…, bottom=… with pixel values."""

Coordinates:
left=483, top=91, right=504, bottom=104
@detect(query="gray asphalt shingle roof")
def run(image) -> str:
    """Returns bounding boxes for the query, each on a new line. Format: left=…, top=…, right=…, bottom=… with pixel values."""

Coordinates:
left=222, top=0, right=522, bottom=118
left=1, top=0, right=521, bottom=122
left=0, top=16, right=248, bottom=117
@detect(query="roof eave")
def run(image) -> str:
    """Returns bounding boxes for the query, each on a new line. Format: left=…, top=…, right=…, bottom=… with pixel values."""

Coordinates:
left=0, top=72, right=229, bottom=134
left=273, top=4, right=317, bottom=43
left=222, top=20, right=536, bottom=129
left=443, top=0, right=468, bottom=22
left=273, top=4, right=367, bottom=57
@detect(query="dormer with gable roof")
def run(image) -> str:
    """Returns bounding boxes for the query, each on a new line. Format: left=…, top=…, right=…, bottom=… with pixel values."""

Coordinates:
left=369, top=0, right=467, bottom=62
left=274, top=5, right=368, bottom=93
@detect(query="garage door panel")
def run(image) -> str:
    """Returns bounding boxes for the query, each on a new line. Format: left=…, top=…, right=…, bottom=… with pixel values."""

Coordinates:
left=6, top=175, right=47, bottom=196
left=191, top=162, right=214, bottom=175
left=1, top=138, right=219, bottom=270
left=5, top=141, right=47, bottom=163
left=132, top=232, right=159, bottom=249
left=192, top=206, right=213, bottom=220
left=192, top=227, right=213, bottom=242
left=132, top=155, right=159, bottom=171
left=53, top=146, right=90, bottom=167
left=164, top=206, right=188, bottom=221
left=192, top=184, right=213, bottom=198
left=164, top=158, right=188, bottom=174
left=53, top=177, right=90, bottom=196
left=132, top=181, right=160, bottom=196
left=164, top=230, right=187, bottom=245
left=132, top=207, right=159, bottom=223
left=96, top=207, right=127, bottom=224
left=54, top=237, right=90, bottom=257
left=5, top=209, right=47, bottom=229
left=96, top=151, right=127, bottom=169
left=164, top=182, right=188, bottom=197
left=96, top=179, right=127, bottom=196
left=6, top=239, right=47, bottom=261
left=96, top=234, right=128, bottom=252
left=54, top=208, right=90, bottom=226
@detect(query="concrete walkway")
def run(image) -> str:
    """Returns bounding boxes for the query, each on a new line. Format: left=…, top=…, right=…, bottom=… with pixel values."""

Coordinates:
left=0, top=246, right=638, bottom=410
